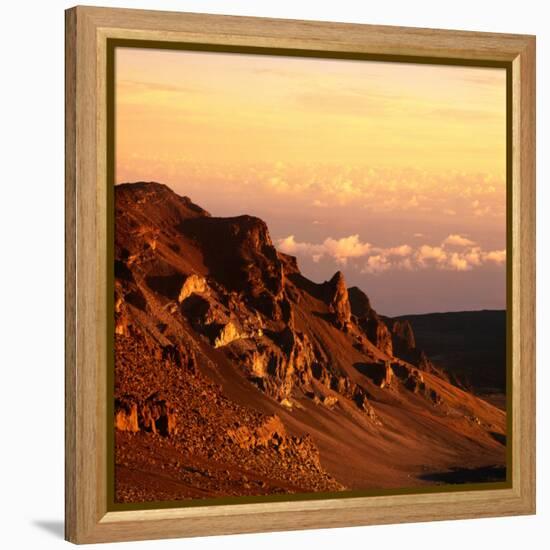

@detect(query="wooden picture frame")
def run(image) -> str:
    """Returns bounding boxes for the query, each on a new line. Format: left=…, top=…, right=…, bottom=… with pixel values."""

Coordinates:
left=65, top=5, right=536, bottom=544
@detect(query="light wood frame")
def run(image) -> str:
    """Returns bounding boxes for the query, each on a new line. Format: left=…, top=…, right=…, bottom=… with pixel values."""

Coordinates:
left=65, top=5, right=536, bottom=544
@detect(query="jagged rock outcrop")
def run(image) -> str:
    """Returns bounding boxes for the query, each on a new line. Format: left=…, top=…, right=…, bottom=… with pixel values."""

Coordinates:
left=278, top=252, right=300, bottom=276
left=348, top=285, right=375, bottom=318
left=181, top=294, right=249, bottom=348
left=115, top=394, right=178, bottom=436
left=365, top=361, right=394, bottom=388
left=320, top=395, right=339, bottom=408
left=178, top=273, right=208, bottom=302
left=226, top=415, right=331, bottom=473
left=160, top=343, right=196, bottom=372
left=227, top=415, right=287, bottom=450
left=114, top=278, right=147, bottom=337
left=353, top=389, right=379, bottom=422
left=392, top=363, right=442, bottom=405
left=181, top=214, right=285, bottom=303
left=115, top=398, right=139, bottom=432
left=392, top=320, right=416, bottom=350
left=390, top=319, right=449, bottom=380
left=366, top=319, right=393, bottom=356
left=213, top=321, right=245, bottom=348
left=325, top=271, right=352, bottom=330
left=349, top=286, right=393, bottom=355
left=141, top=394, right=178, bottom=436
left=231, top=327, right=317, bottom=405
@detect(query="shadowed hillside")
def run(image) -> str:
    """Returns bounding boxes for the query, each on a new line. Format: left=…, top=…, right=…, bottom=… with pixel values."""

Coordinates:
left=394, top=311, right=506, bottom=409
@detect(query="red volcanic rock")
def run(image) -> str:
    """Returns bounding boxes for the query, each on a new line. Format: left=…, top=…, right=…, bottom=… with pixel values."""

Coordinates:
left=361, top=361, right=394, bottom=389
left=325, top=271, right=352, bottom=330
left=348, top=286, right=393, bottom=355
left=348, top=285, right=375, bottom=318
left=181, top=215, right=284, bottom=297
left=366, top=319, right=393, bottom=356
left=277, top=252, right=300, bottom=275
left=115, top=398, right=139, bottom=433
left=178, top=273, right=208, bottom=303
left=116, top=181, right=211, bottom=222
left=227, top=415, right=287, bottom=450
left=142, top=394, right=178, bottom=436
left=392, top=319, right=416, bottom=350
left=114, top=394, right=178, bottom=436
left=390, top=319, right=450, bottom=380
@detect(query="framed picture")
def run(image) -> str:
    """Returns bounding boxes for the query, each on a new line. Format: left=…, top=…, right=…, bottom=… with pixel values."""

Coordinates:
left=65, top=6, right=536, bottom=544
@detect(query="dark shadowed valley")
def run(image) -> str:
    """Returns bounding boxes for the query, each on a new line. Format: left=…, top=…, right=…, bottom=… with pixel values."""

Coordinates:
left=394, top=311, right=506, bottom=409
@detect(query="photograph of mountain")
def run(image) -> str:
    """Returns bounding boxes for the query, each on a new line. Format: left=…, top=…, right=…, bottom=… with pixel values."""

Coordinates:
left=113, top=47, right=507, bottom=504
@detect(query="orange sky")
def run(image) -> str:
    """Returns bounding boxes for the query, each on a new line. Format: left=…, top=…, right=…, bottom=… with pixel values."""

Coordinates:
left=115, top=47, right=507, bottom=315
left=116, top=48, right=505, bottom=176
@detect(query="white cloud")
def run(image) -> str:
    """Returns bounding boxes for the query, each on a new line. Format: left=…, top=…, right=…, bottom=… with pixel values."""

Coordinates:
left=398, top=258, right=414, bottom=271
left=277, top=234, right=371, bottom=265
left=484, top=249, right=506, bottom=264
left=278, top=235, right=324, bottom=262
left=129, top=161, right=506, bottom=229
left=322, top=235, right=372, bottom=265
left=417, top=245, right=447, bottom=264
left=278, top=233, right=506, bottom=274
left=362, top=255, right=391, bottom=274
left=384, top=244, right=413, bottom=257
left=448, top=252, right=472, bottom=271
left=443, top=234, right=476, bottom=247
left=464, top=246, right=483, bottom=267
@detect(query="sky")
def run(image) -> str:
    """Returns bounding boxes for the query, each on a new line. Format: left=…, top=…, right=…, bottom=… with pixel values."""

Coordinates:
left=115, top=47, right=507, bottom=316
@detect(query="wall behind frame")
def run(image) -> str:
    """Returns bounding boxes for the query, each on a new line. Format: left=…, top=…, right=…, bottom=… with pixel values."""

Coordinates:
left=0, top=1, right=546, bottom=549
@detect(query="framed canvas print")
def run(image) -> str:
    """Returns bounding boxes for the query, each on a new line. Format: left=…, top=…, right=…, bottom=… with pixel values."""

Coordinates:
left=65, top=6, right=536, bottom=544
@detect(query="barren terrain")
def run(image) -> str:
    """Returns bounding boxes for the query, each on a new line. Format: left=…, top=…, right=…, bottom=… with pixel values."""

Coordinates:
left=114, top=182, right=506, bottom=503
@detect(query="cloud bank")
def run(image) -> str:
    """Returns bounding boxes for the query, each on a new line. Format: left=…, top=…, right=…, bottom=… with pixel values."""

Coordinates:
left=118, top=161, right=506, bottom=226
left=277, top=234, right=371, bottom=265
left=277, top=233, right=505, bottom=274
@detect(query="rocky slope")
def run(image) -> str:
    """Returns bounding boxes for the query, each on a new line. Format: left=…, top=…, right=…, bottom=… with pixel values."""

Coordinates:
left=114, top=182, right=507, bottom=503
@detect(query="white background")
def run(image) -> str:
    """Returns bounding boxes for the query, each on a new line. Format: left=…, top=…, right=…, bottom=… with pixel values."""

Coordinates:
left=0, top=0, right=547, bottom=548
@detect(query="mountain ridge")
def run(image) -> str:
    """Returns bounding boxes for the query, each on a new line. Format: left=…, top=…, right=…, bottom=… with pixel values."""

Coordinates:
left=114, top=182, right=506, bottom=503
